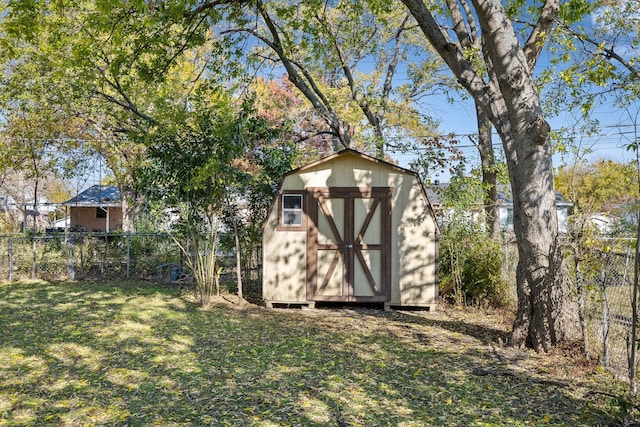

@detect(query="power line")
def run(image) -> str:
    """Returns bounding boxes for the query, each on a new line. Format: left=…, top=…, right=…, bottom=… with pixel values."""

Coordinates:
left=2, top=122, right=637, bottom=157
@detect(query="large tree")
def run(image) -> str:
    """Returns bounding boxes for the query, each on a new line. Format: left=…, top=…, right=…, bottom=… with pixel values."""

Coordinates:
left=229, top=0, right=446, bottom=156
left=0, top=1, right=241, bottom=232
left=239, top=0, right=501, bottom=237
left=141, top=84, right=294, bottom=307
left=399, top=0, right=581, bottom=350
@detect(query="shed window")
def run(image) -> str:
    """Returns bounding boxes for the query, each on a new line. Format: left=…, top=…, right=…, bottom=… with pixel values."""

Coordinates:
left=96, top=208, right=107, bottom=219
left=282, top=194, right=303, bottom=226
left=277, top=191, right=306, bottom=231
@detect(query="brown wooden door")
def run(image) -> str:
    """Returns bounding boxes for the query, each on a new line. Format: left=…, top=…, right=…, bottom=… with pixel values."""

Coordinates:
left=307, top=187, right=391, bottom=302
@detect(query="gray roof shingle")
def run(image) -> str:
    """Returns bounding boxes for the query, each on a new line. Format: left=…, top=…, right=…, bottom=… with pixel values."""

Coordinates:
left=62, top=185, right=121, bottom=207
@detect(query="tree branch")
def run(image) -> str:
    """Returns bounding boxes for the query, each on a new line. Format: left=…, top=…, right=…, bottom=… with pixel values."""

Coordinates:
left=383, top=14, right=411, bottom=103
left=92, top=86, right=157, bottom=126
left=447, top=0, right=473, bottom=49
left=559, top=21, right=640, bottom=81
left=160, top=13, right=210, bottom=77
left=523, top=0, right=559, bottom=70
left=401, top=0, right=496, bottom=121
left=254, top=0, right=349, bottom=148
left=314, top=10, right=384, bottom=143
left=460, top=0, right=478, bottom=45
left=183, top=0, right=248, bottom=18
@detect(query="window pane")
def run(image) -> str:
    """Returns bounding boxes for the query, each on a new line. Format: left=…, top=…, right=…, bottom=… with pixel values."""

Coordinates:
left=283, top=210, right=302, bottom=226
left=283, top=194, right=302, bottom=209
left=282, top=194, right=303, bottom=226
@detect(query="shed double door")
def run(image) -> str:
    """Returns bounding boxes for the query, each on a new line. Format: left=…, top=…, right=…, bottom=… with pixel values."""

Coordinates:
left=307, top=187, right=391, bottom=302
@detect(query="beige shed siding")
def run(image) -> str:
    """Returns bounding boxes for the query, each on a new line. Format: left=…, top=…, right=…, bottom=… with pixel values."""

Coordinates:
left=282, top=155, right=401, bottom=190
left=262, top=198, right=308, bottom=302
left=264, top=151, right=438, bottom=307
left=392, top=177, right=438, bottom=306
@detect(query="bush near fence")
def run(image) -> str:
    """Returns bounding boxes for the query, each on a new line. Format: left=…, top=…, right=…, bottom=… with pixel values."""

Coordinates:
left=0, top=232, right=262, bottom=295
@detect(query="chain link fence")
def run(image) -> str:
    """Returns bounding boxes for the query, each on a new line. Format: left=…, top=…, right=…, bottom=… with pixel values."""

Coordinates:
left=3, top=231, right=636, bottom=377
left=504, top=237, right=637, bottom=379
left=0, top=232, right=262, bottom=295
left=584, top=242, right=636, bottom=379
left=0, top=232, right=182, bottom=282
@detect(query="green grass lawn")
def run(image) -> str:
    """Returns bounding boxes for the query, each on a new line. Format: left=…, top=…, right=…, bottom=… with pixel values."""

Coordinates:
left=0, top=280, right=628, bottom=426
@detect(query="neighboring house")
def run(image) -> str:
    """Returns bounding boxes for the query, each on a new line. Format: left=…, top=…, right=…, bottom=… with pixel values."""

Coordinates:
left=0, top=187, right=58, bottom=231
left=262, top=148, right=439, bottom=310
left=0, top=191, right=20, bottom=229
left=497, top=186, right=572, bottom=234
left=0, top=191, right=19, bottom=213
left=62, top=185, right=122, bottom=232
left=426, top=183, right=484, bottom=226
left=621, top=209, right=638, bottom=230
left=50, top=216, right=70, bottom=230
left=584, top=213, right=620, bottom=235
left=427, top=183, right=572, bottom=233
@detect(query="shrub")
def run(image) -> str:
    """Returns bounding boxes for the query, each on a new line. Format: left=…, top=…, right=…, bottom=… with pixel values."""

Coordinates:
left=439, top=222, right=509, bottom=308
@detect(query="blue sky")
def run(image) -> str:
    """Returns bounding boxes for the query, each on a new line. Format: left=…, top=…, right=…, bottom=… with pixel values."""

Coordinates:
left=390, top=94, right=639, bottom=183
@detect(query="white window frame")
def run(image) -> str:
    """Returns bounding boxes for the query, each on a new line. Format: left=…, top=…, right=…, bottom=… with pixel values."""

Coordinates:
left=281, top=194, right=303, bottom=227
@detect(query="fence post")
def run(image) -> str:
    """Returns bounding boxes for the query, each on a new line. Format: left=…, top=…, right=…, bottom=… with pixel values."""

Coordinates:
left=126, top=233, right=131, bottom=279
left=67, top=234, right=76, bottom=280
left=8, top=237, right=13, bottom=282
left=623, top=246, right=632, bottom=286
left=601, top=266, right=610, bottom=368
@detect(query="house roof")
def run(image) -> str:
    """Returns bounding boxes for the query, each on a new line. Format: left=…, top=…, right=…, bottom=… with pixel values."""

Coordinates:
left=62, top=185, right=121, bottom=208
left=495, top=184, right=572, bottom=207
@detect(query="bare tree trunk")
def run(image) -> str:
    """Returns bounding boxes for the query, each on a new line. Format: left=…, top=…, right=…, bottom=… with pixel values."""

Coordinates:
left=31, top=237, right=37, bottom=279
left=482, top=5, right=580, bottom=349
left=120, top=184, right=143, bottom=233
left=400, top=0, right=582, bottom=350
left=32, top=179, right=39, bottom=232
left=31, top=180, right=39, bottom=278
left=565, top=170, right=593, bottom=357
left=233, top=223, right=244, bottom=308
left=475, top=103, right=500, bottom=240
left=224, top=193, right=244, bottom=308
left=505, top=133, right=580, bottom=350
left=574, top=252, right=590, bottom=358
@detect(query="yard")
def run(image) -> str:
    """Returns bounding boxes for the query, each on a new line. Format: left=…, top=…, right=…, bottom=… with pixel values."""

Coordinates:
left=0, top=280, right=629, bottom=426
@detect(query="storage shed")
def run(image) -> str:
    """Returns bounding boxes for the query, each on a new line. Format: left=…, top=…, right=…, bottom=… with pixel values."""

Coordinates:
left=262, top=149, right=439, bottom=310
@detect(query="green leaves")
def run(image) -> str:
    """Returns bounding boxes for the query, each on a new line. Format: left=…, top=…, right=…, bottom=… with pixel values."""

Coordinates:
left=555, top=159, right=638, bottom=225
left=559, top=0, right=597, bottom=24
